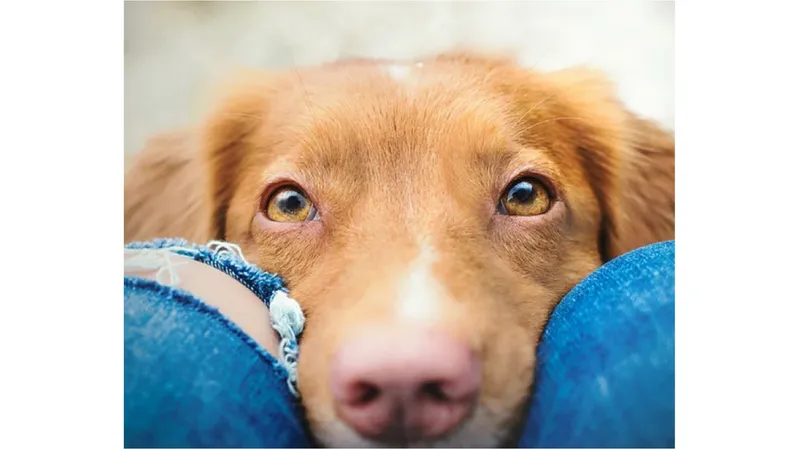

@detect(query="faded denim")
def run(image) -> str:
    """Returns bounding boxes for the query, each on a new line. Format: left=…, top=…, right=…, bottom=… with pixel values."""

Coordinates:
left=519, top=240, right=675, bottom=448
left=124, top=239, right=674, bottom=448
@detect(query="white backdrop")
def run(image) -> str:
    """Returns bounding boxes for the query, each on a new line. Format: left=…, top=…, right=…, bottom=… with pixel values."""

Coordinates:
left=124, top=1, right=674, bottom=156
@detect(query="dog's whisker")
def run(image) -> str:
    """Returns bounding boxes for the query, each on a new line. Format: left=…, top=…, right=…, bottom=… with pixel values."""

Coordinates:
left=292, top=64, right=325, bottom=135
left=522, top=92, right=559, bottom=118
left=518, top=116, right=589, bottom=134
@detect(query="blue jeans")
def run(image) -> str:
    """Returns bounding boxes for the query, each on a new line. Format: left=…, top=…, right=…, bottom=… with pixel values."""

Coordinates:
left=124, top=240, right=675, bottom=448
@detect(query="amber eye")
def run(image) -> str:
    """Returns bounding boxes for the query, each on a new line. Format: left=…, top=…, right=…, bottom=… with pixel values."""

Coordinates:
left=264, top=186, right=318, bottom=222
left=498, top=177, right=552, bottom=216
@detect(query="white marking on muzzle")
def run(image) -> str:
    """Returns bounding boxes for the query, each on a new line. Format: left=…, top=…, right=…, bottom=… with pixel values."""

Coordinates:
left=396, top=239, right=444, bottom=324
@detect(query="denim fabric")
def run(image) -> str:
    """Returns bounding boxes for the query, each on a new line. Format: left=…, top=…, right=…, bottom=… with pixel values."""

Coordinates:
left=125, top=238, right=287, bottom=305
left=124, top=239, right=674, bottom=448
left=124, top=239, right=311, bottom=448
left=519, top=240, right=675, bottom=448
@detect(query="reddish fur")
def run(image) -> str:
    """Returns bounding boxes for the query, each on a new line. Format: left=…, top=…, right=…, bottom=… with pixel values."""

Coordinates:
left=124, top=51, right=674, bottom=447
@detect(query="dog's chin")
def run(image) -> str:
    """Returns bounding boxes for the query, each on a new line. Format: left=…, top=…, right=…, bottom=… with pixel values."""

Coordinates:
left=310, top=403, right=520, bottom=448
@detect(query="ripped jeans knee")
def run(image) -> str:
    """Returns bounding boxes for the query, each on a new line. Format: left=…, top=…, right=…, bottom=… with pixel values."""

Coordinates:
left=124, top=238, right=305, bottom=397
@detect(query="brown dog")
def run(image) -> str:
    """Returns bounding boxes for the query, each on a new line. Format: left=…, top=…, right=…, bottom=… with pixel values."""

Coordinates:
left=124, top=52, right=674, bottom=447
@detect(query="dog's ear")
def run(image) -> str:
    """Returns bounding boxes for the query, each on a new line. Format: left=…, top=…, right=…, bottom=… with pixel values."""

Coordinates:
left=543, top=67, right=675, bottom=261
left=200, top=71, right=274, bottom=240
left=124, top=71, right=273, bottom=244
left=124, top=130, right=213, bottom=243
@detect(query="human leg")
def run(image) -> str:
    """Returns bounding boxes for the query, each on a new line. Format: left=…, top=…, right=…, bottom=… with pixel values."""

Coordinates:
left=519, top=241, right=675, bottom=448
left=124, top=239, right=310, bottom=448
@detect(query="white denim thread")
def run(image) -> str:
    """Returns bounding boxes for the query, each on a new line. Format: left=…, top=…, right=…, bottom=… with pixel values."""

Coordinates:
left=269, top=290, right=305, bottom=397
left=124, top=247, right=189, bottom=286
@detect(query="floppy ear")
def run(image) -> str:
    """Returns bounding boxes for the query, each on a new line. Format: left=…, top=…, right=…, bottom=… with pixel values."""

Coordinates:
left=200, top=71, right=274, bottom=240
left=124, top=71, right=273, bottom=243
left=544, top=67, right=675, bottom=261
left=124, top=130, right=213, bottom=243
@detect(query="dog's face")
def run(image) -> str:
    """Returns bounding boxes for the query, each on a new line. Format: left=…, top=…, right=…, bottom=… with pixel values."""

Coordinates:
left=191, top=53, right=674, bottom=447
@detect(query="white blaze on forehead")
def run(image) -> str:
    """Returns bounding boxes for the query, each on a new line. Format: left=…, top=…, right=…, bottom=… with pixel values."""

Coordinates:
left=396, top=237, right=445, bottom=324
left=381, top=62, right=423, bottom=83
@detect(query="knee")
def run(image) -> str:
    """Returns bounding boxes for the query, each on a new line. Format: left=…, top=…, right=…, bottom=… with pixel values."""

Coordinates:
left=540, top=240, right=675, bottom=357
left=124, top=248, right=282, bottom=357
left=558, top=240, right=675, bottom=320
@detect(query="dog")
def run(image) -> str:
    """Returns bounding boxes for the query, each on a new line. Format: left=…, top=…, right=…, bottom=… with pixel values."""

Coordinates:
left=124, top=51, right=674, bottom=447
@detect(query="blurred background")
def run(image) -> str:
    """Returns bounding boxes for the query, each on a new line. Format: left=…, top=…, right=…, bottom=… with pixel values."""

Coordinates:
left=124, top=1, right=674, bottom=157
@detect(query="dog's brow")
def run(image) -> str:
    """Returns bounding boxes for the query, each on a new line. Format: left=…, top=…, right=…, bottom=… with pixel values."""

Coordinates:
left=472, top=147, right=517, bottom=167
left=460, top=139, right=524, bottom=175
left=290, top=137, right=369, bottom=182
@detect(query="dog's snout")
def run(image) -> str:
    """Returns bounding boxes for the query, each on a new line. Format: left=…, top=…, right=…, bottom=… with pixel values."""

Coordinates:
left=329, top=326, right=480, bottom=443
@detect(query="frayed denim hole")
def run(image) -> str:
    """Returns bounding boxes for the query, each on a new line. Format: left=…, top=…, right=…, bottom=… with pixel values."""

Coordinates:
left=124, top=276, right=292, bottom=390
left=124, top=239, right=305, bottom=398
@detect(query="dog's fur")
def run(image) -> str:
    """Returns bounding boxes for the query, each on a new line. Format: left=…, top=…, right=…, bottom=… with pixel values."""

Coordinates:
left=124, top=52, right=674, bottom=447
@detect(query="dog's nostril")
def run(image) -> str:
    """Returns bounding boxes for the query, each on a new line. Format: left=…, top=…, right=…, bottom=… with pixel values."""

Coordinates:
left=420, top=381, right=449, bottom=402
left=331, top=328, right=481, bottom=441
left=353, top=382, right=381, bottom=405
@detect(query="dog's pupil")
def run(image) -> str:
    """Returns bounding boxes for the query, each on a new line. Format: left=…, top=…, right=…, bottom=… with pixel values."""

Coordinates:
left=279, top=191, right=305, bottom=213
left=510, top=182, right=534, bottom=203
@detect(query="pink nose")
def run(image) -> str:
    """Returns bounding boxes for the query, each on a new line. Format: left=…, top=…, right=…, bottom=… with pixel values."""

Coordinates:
left=329, top=326, right=481, bottom=443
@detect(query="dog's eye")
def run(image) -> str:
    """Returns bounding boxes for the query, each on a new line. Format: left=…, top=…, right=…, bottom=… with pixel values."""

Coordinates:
left=498, top=177, right=552, bottom=216
left=264, top=186, right=318, bottom=222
